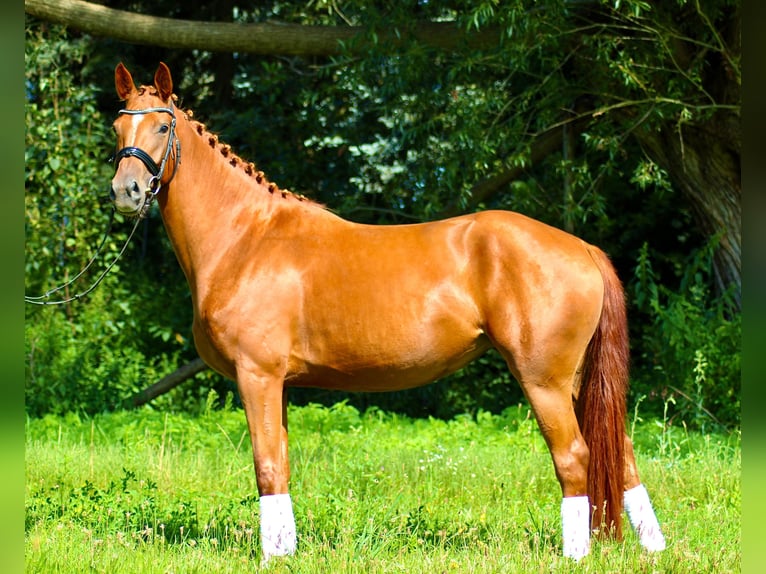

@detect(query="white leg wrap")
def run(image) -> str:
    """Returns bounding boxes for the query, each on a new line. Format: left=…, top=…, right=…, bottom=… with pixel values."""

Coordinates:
left=259, top=494, right=297, bottom=560
left=624, top=484, right=666, bottom=551
left=561, top=495, right=591, bottom=560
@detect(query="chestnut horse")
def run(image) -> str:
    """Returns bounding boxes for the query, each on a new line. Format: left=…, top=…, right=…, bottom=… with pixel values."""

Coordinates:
left=110, top=63, right=665, bottom=561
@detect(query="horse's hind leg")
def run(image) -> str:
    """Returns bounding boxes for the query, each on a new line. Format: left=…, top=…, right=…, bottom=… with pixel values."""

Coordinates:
left=520, top=378, right=592, bottom=560
left=237, top=367, right=296, bottom=561
left=622, top=434, right=666, bottom=551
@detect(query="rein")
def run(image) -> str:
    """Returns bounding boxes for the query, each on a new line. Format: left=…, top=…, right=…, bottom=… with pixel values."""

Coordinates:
left=24, top=210, right=144, bottom=306
left=25, top=105, right=181, bottom=306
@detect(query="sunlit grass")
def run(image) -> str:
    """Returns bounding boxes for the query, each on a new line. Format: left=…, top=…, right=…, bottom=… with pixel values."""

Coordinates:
left=25, top=402, right=740, bottom=573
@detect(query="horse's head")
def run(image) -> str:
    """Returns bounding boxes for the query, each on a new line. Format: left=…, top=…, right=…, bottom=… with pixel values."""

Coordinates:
left=110, top=62, right=180, bottom=217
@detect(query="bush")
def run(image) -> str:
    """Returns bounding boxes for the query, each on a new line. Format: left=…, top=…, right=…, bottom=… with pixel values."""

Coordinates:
left=24, top=290, right=179, bottom=417
left=630, top=240, right=740, bottom=430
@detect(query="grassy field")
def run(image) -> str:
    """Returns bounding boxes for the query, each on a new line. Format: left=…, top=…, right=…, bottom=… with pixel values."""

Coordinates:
left=25, top=400, right=740, bottom=573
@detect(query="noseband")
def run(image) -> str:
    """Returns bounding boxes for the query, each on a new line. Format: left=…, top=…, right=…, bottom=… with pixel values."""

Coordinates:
left=113, top=105, right=181, bottom=201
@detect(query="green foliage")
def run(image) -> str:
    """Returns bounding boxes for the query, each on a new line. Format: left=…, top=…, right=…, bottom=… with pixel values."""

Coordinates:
left=24, top=289, right=178, bottom=417
left=630, top=240, right=740, bottom=429
left=27, top=465, right=259, bottom=551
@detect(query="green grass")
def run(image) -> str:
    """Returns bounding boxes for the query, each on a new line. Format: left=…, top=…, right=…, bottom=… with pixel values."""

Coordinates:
left=25, top=401, right=740, bottom=573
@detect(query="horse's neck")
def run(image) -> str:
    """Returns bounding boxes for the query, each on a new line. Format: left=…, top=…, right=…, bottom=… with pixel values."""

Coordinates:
left=156, top=122, right=282, bottom=292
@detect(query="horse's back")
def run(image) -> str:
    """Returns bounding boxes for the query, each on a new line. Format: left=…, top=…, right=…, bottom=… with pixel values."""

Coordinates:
left=288, top=209, right=603, bottom=389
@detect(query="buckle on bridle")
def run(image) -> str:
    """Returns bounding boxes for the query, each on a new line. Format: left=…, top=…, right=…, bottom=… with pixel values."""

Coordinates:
left=147, top=175, right=162, bottom=195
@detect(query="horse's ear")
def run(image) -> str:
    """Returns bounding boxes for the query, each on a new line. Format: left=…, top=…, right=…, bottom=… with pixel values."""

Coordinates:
left=154, top=62, right=174, bottom=102
left=114, top=62, right=136, bottom=101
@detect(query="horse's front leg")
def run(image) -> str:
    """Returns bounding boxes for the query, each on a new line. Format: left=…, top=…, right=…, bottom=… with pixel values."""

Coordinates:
left=237, top=367, right=295, bottom=561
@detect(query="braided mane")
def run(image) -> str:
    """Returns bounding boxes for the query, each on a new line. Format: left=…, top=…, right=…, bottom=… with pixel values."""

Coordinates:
left=139, top=85, right=314, bottom=204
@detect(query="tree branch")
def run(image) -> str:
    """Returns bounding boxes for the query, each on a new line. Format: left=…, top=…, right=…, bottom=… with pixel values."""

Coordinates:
left=438, top=115, right=589, bottom=219
left=124, top=357, right=209, bottom=409
left=25, top=0, right=498, bottom=56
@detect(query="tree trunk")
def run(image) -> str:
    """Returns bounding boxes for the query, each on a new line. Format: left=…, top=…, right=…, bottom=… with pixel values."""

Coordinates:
left=634, top=110, right=741, bottom=309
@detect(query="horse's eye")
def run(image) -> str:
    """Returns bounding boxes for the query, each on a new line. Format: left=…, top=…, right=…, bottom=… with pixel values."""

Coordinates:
left=159, top=124, right=169, bottom=134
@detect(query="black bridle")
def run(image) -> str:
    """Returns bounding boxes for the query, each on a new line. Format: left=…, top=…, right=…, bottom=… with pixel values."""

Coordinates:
left=113, top=105, right=181, bottom=201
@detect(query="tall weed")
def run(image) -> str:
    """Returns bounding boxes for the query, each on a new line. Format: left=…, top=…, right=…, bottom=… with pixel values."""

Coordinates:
left=631, top=239, right=740, bottom=429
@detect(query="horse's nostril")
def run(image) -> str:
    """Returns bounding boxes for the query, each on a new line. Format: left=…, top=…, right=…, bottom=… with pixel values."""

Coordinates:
left=131, top=180, right=140, bottom=195
left=109, top=187, right=116, bottom=201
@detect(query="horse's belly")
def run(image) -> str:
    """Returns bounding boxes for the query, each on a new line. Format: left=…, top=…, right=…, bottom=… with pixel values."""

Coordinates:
left=286, top=327, right=492, bottom=392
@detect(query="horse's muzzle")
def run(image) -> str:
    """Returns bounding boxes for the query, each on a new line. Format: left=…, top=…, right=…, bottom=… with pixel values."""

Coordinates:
left=110, top=176, right=148, bottom=216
